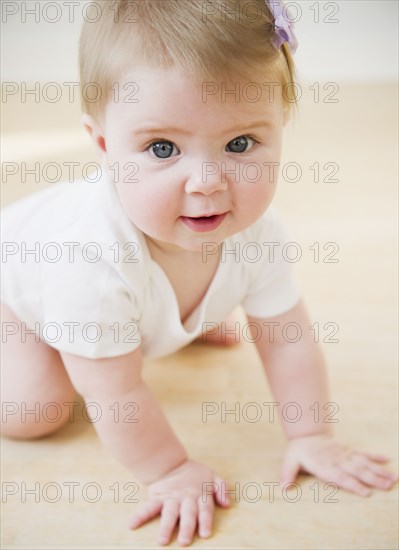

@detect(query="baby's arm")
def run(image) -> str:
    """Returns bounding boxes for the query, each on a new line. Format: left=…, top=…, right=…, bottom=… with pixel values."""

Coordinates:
left=60, top=348, right=230, bottom=545
left=61, top=347, right=187, bottom=483
left=247, top=298, right=398, bottom=496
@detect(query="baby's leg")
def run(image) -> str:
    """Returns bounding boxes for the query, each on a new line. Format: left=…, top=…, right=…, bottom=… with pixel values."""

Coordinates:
left=1, top=302, right=77, bottom=439
left=197, top=308, right=241, bottom=346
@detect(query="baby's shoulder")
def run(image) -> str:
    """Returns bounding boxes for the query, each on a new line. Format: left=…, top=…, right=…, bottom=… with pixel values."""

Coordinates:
left=1, top=178, right=89, bottom=240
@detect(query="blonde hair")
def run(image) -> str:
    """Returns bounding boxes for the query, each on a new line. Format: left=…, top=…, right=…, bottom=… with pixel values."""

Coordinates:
left=79, top=0, right=297, bottom=124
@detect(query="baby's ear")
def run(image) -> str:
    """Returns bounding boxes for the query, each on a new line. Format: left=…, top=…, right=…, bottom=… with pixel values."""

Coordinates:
left=81, top=113, right=107, bottom=158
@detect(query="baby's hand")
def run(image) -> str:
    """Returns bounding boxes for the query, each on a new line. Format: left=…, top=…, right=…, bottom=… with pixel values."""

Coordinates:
left=128, top=459, right=230, bottom=546
left=280, top=433, right=398, bottom=496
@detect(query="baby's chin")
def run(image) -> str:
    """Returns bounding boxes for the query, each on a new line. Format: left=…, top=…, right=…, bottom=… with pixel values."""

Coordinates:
left=147, top=232, right=225, bottom=256
left=173, top=219, right=255, bottom=253
left=144, top=211, right=262, bottom=255
left=168, top=237, right=224, bottom=255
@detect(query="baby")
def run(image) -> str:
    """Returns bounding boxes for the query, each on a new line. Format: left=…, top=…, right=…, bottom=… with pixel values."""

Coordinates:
left=1, top=0, right=397, bottom=547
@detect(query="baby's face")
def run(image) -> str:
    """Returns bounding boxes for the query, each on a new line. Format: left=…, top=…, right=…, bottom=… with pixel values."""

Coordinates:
left=95, top=65, right=286, bottom=254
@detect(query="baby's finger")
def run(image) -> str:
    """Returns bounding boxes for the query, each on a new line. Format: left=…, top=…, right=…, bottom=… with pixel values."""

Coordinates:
left=341, top=458, right=396, bottom=491
left=177, top=497, right=197, bottom=546
left=359, top=451, right=390, bottom=463
left=346, top=466, right=386, bottom=490
left=198, top=495, right=214, bottom=538
left=348, top=453, right=398, bottom=482
left=128, top=499, right=162, bottom=529
left=214, top=476, right=231, bottom=508
left=316, top=465, right=371, bottom=497
left=365, top=463, right=398, bottom=480
left=158, top=499, right=180, bottom=546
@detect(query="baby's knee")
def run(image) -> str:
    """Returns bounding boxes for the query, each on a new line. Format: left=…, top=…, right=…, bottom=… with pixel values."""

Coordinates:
left=1, top=400, right=74, bottom=440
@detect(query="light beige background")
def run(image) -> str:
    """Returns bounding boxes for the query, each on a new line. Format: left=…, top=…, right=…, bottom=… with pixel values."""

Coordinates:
left=1, top=1, right=398, bottom=547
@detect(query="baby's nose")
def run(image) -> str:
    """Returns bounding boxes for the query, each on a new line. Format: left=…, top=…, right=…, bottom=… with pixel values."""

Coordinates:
left=184, top=161, right=229, bottom=195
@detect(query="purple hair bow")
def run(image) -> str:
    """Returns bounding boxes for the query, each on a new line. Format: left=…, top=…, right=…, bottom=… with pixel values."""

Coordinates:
left=267, top=0, right=299, bottom=54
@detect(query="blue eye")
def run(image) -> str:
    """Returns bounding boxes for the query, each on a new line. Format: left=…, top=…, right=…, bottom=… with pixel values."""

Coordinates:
left=149, top=140, right=179, bottom=159
left=226, top=135, right=256, bottom=153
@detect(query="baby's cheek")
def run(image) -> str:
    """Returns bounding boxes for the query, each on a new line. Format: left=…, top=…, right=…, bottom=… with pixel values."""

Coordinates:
left=239, top=178, right=275, bottom=212
left=134, top=189, right=178, bottom=228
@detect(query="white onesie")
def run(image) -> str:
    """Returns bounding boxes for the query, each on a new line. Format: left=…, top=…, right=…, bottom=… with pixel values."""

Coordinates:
left=1, top=167, right=301, bottom=359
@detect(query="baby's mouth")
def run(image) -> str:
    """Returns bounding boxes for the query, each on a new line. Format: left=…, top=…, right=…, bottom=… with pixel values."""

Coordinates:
left=180, top=213, right=227, bottom=233
left=190, top=215, right=218, bottom=220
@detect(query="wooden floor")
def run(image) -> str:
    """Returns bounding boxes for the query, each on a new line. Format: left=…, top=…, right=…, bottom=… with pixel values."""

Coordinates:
left=1, top=83, right=398, bottom=549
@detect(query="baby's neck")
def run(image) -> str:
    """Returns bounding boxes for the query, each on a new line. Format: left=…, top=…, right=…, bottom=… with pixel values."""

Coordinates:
left=144, top=234, right=213, bottom=264
left=144, top=236, right=222, bottom=290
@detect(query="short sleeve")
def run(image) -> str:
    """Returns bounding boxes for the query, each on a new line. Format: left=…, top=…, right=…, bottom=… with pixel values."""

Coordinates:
left=39, top=251, right=142, bottom=359
left=241, top=207, right=301, bottom=318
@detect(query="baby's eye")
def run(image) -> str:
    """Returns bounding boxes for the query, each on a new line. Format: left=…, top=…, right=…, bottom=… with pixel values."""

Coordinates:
left=226, top=135, right=257, bottom=153
left=148, top=140, right=180, bottom=159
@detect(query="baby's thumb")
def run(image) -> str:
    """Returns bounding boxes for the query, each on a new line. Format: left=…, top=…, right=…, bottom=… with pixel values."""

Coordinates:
left=213, top=476, right=231, bottom=508
left=280, top=454, right=300, bottom=488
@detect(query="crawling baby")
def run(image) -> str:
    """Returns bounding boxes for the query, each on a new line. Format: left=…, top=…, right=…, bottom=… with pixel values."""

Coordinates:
left=1, top=0, right=397, bottom=547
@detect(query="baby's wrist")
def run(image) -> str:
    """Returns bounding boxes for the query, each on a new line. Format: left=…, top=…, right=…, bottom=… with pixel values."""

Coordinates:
left=146, top=455, right=189, bottom=485
left=286, top=426, right=334, bottom=442
left=139, top=449, right=189, bottom=486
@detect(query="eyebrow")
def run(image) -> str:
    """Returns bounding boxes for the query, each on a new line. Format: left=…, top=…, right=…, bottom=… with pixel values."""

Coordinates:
left=133, top=120, right=272, bottom=137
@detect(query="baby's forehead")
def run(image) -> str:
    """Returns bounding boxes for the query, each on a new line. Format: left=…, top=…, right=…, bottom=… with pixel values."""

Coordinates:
left=117, top=63, right=281, bottom=91
left=103, top=99, right=283, bottom=142
left=106, top=64, right=284, bottom=119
